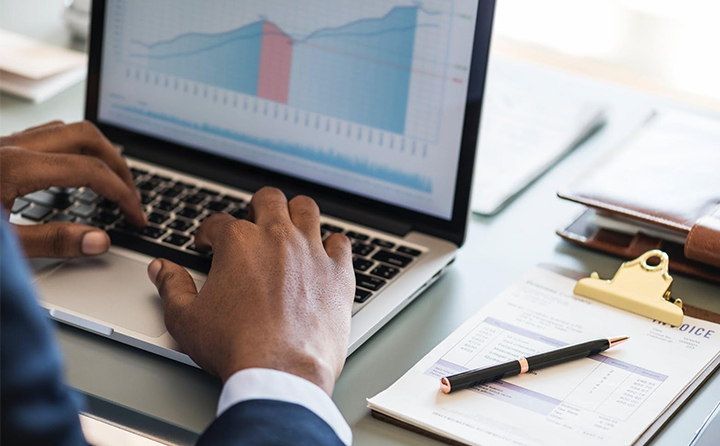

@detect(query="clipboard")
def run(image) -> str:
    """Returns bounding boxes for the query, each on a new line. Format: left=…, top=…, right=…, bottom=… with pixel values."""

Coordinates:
left=370, top=259, right=720, bottom=446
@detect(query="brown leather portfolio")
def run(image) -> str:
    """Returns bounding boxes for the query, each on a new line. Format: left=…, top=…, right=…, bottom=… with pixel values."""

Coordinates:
left=557, top=112, right=720, bottom=284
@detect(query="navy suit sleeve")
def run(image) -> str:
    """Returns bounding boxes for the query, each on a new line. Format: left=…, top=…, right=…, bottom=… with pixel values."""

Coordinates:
left=0, top=221, right=88, bottom=446
left=198, top=399, right=345, bottom=446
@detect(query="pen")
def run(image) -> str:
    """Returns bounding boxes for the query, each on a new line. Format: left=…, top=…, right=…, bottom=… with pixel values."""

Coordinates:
left=440, top=336, right=629, bottom=394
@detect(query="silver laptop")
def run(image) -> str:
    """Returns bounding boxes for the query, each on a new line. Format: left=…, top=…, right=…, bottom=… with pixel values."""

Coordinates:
left=12, top=0, right=495, bottom=366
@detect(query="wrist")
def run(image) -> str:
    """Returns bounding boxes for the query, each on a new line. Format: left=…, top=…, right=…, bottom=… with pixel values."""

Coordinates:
left=221, top=353, right=337, bottom=396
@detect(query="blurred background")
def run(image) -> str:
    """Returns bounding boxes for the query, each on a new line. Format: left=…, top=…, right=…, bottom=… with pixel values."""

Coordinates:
left=492, top=0, right=720, bottom=110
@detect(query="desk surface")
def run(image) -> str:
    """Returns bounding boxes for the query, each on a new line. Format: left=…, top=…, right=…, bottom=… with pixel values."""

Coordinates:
left=2, top=3, right=720, bottom=445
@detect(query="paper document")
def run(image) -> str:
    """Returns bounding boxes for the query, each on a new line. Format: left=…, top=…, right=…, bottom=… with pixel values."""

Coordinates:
left=368, top=268, right=720, bottom=446
left=472, top=62, right=605, bottom=215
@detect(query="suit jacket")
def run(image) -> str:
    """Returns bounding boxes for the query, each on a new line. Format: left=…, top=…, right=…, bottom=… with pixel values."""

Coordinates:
left=0, top=221, right=344, bottom=446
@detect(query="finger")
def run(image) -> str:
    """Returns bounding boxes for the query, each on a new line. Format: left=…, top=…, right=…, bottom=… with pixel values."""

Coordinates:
left=14, top=223, right=110, bottom=258
left=194, top=212, right=238, bottom=251
left=324, top=232, right=352, bottom=262
left=5, top=149, right=145, bottom=227
left=147, top=259, right=198, bottom=332
left=13, top=120, right=65, bottom=134
left=1, top=121, right=135, bottom=191
left=247, top=187, right=290, bottom=226
left=288, top=195, right=321, bottom=240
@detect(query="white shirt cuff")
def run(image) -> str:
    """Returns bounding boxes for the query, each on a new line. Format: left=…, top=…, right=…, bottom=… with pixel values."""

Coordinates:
left=217, top=368, right=352, bottom=446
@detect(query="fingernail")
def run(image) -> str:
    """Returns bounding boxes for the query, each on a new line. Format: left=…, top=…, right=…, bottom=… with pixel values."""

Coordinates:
left=148, top=259, right=162, bottom=285
left=81, top=231, right=110, bottom=255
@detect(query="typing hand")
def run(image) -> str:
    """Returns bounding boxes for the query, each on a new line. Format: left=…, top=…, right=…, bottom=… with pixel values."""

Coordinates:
left=147, top=187, right=355, bottom=395
left=0, top=121, right=146, bottom=257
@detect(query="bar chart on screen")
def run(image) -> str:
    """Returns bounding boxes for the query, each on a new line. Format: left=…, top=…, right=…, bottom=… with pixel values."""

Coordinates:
left=99, top=0, right=478, bottom=219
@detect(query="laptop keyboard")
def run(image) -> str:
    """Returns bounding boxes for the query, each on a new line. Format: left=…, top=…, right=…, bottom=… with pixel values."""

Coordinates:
left=10, top=165, right=426, bottom=306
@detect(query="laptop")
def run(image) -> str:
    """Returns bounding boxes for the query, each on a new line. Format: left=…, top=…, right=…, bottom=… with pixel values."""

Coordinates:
left=12, top=0, right=496, bottom=366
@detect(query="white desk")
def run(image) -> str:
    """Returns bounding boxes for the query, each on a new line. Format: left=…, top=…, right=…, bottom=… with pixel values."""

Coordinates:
left=2, top=2, right=719, bottom=445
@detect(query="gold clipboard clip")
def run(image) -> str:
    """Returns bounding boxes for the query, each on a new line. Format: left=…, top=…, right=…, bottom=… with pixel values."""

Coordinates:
left=574, top=250, right=684, bottom=326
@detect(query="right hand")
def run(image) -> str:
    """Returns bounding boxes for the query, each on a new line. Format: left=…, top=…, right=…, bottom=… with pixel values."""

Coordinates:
left=147, top=187, right=355, bottom=395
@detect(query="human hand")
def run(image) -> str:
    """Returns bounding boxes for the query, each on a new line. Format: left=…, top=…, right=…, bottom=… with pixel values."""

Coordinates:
left=0, top=121, right=146, bottom=257
left=147, top=187, right=355, bottom=395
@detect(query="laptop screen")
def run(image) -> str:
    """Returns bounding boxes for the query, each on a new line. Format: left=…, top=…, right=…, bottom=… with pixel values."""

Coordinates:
left=97, top=0, right=480, bottom=220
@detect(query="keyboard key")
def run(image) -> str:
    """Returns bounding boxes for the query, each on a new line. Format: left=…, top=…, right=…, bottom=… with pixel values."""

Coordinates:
left=177, top=207, right=202, bottom=219
left=230, top=208, right=248, bottom=219
left=163, top=232, right=191, bottom=247
left=207, top=200, right=229, bottom=212
left=93, top=211, right=121, bottom=225
left=141, top=192, right=156, bottom=205
left=23, top=190, right=54, bottom=205
left=372, top=250, right=412, bottom=268
left=98, top=199, right=119, bottom=211
left=22, top=205, right=53, bottom=221
left=11, top=198, right=30, bottom=214
left=115, top=220, right=136, bottom=232
left=370, top=264, right=400, bottom=280
left=182, top=194, right=206, bottom=205
left=352, top=242, right=375, bottom=257
left=321, top=223, right=344, bottom=233
left=24, top=190, right=73, bottom=210
left=49, top=213, right=75, bottom=223
left=147, top=212, right=170, bottom=225
left=168, top=219, right=194, bottom=232
left=199, top=188, right=219, bottom=196
left=222, top=195, right=244, bottom=204
left=155, top=200, right=178, bottom=212
left=354, top=288, right=373, bottom=303
left=372, top=238, right=395, bottom=249
left=107, top=229, right=211, bottom=274
left=160, top=187, right=183, bottom=198
left=75, top=189, right=99, bottom=203
left=346, top=231, right=370, bottom=241
left=137, top=180, right=162, bottom=191
left=353, top=257, right=374, bottom=272
left=355, top=272, right=386, bottom=292
left=397, top=246, right=422, bottom=257
left=70, top=203, right=96, bottom=218
left=140, top=226, right=166, bottom=239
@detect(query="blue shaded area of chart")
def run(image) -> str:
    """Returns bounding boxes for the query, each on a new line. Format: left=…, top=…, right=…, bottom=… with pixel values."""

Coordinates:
left=289, top=6, right=417, bottom=134
left=115, top=105, right=432, bottom=193
left=136, top=22, right=263, bottom=95
left=131, top=6, right=419, bottom=134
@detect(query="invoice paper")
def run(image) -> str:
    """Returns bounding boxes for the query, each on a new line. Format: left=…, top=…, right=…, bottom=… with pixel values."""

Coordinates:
left=368, top=267, right=720, bottom=446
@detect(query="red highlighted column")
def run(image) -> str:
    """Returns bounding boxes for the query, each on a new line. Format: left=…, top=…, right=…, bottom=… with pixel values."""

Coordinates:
left=257, top=21, right=294, bottom=104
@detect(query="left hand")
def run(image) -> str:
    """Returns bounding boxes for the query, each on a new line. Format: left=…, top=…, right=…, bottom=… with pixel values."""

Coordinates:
left=1, top=120, right=146, bottom=258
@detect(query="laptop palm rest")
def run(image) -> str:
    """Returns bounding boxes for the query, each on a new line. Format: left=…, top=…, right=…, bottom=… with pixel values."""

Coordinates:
left=33, top=253, right=172, bottom=338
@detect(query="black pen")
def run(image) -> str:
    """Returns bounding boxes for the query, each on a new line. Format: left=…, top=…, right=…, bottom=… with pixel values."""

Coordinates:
left=440, top=336, right=629, bottom=394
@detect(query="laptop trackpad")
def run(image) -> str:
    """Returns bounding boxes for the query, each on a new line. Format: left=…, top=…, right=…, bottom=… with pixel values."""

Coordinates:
left=34, top=253, right=177, bottom=338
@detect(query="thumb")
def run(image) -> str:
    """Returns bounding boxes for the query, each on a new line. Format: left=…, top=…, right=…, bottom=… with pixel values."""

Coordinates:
left=147, top=259, right=198, bottom=331
left=14, top=223, right=110, bottom=258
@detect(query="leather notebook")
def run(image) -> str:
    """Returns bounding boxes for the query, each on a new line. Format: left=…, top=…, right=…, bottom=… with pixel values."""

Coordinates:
left=557, top=111, right=720, bottom=284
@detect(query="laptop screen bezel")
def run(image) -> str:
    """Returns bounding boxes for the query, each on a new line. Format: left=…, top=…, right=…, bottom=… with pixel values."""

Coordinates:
left=85, top=0, right=496, bottom=247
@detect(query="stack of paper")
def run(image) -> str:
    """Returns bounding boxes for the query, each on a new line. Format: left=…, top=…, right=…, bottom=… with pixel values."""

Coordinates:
left=0, top=29, right=87, bottom=103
